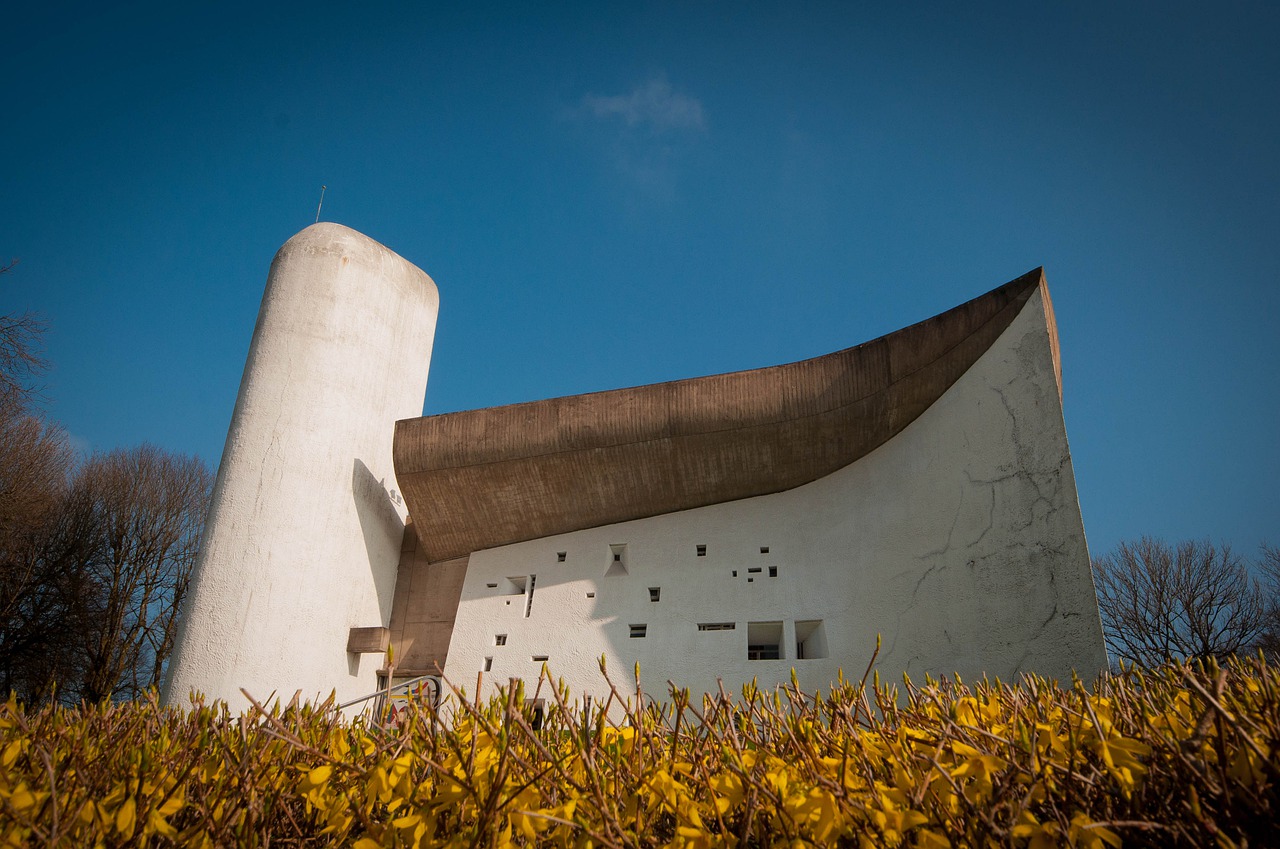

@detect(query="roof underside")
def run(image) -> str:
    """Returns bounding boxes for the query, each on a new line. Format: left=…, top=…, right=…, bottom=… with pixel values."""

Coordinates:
left=395, top=269, right=1054, bottom=562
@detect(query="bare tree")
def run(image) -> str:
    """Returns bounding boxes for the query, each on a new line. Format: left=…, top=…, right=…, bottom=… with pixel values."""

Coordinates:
left=0, top=468, right=99, bottom=703
left=0, top=259, right=46, bottom=415
left=1092, top=537, right=1271, bottom=668
left=2, top=265, right=214, bottom=702
left=0, top=261, right=80, bottom=700
left=0, top=437, right=212, bottom=703
left=72, top=445, right=213, bottom=702
left=1257, top=544, right=1280, bottom=661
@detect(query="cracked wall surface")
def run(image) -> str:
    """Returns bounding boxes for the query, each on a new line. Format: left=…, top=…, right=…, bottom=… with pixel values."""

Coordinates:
left=441, top=285, right=1106, bottom=701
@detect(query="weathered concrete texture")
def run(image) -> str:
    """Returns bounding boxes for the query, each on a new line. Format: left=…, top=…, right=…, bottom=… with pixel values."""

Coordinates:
left=387, top=523, right=466, bottom=677
left=164, top=223, right=438, bottom=712
left=440, top=281, right=1106, bottom=702
left=395, top=270, right=1053, bottom=563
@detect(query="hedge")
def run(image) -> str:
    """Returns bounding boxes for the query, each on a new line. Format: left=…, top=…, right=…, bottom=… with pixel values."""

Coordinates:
left=2, top=653, right=1276, bottom=847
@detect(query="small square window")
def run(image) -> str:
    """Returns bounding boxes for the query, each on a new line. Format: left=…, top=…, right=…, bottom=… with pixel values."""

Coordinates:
left=607, top=544, right=629, bottom=576
left=731, top=570, right=737, bottom=577
left=630, top=624, right=647, bottom=638
left=494, top=634, right=507, bottom=646
left=768, top=566, right=778, bottom=578
left=696, top=545, right=707, bottom=557
left=557, top=551, right=567, bottom=562
left=649, top=587, right=661, bottom=602
left=760, top=546, right=770, bottom=554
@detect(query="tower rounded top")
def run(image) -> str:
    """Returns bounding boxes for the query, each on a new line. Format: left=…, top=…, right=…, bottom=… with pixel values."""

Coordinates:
left=274, top=222, right=438, bottom=303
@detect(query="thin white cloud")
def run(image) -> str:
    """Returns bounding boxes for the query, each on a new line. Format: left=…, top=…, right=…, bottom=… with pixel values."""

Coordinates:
left=582, top=76, right=706, bottom=134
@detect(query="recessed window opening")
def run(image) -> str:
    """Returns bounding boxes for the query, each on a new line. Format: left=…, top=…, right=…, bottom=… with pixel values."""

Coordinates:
left=494, top=634, right=507, bottom=646
left=586, top=591, right=595, bottom=598
left=486, top=582, right=498, bottom=589
left=630, top=624, right=647, bottom=638
left=795, top=620, right=829, bottom=659
left=501, top=576, right=527, bottom=596
left=696, top=545, right=707, bottom=557
left=483, top=657, right=492, bottom=672
left=769, top=566, right=778, bottom=578
left=532, top=655, right=549, bottom=662
left=697, top=622, right=736, bottom=631
left=525, top=699, right=545, bottom=730
left=760, top=546, right=770, bottom=554
left=748, top=567, right=762, bottom=574
left=557, top=552, right=567, bottom=562
left=524, top=574, right=537, bottom=618
left=747, top=621, right=783, bottom=660
left=606, top=544, right=628, bottom=577
left=731, top=570, right=738, bottom=577
left=649, top=587, right=661, bottom=602
left=748, top=578, right=754, bottom=583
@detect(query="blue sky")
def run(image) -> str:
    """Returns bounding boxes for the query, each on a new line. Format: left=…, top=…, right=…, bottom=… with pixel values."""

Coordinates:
left=2, top=1, right=1277, bottom=557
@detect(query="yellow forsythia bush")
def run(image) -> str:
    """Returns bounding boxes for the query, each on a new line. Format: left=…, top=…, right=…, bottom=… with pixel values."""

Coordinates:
left=1, top=655, right=1276, bottom=848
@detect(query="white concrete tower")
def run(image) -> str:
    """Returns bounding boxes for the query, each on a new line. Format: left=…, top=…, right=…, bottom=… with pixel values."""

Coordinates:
left=164, top=223, right=438, bottom=711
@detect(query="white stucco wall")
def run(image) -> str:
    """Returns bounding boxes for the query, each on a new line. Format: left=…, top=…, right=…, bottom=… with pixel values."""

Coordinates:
left=442, top=288, right=1106, bottom=706
left=164, top=223, right=438, bottom=712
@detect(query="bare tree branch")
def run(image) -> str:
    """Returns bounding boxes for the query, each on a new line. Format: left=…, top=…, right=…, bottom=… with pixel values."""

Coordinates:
left=1092, top=537, right=1272, bottom=668
left=72, top=445, right=213, bottom=702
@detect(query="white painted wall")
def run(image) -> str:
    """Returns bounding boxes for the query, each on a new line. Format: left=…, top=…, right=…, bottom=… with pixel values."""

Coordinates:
left=443, top=288, right=1106, bottom=707
left=164, top=223, right=438, bottom=712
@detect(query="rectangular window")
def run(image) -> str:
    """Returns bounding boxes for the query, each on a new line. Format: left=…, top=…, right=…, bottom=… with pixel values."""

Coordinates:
left=697, top=622, right=736, bottom=631
left=630, top=624, right=647, bottom=638
left=760, top=546, right=770, bottom=554
left=586, top=591, right=595, bottom=598
left=483, top=657, right=492, bottom=671
left=748, top=567, right=762, bottom=574
left=557, top=551, right=567, bottom=562
left=769, top=566, right=778, bottom=578
left=524, top=574, right=537, bottom=618
left=532, top=655, right=549, bottom=662
left=696, top=545, right=707, bottom=557
left=525, top=699, right=545, bottom=730
left=649, top=587, right=661, bottom=602
left=494, top=634, right=507, bottom=646
left=747, top=621, right=783, bottom=660
left=486, top=582, right=498, bottom=588
left=795, top=620, right=828, bottom=659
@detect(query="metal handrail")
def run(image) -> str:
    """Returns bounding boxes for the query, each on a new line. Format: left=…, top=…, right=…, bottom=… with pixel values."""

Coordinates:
left=338, top=673, right=442, bottom=712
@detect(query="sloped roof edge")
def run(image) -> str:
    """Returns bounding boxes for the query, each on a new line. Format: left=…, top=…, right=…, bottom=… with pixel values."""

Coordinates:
left=395, top=269, right=1051, bottom=562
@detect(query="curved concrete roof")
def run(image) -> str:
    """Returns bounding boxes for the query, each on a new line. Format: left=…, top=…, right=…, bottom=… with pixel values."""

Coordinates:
left=395, top=269, right=1057, bottom=562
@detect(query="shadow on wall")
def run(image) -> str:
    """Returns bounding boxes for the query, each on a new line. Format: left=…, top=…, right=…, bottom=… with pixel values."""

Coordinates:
left=352, top=458, right=405, bottom=626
